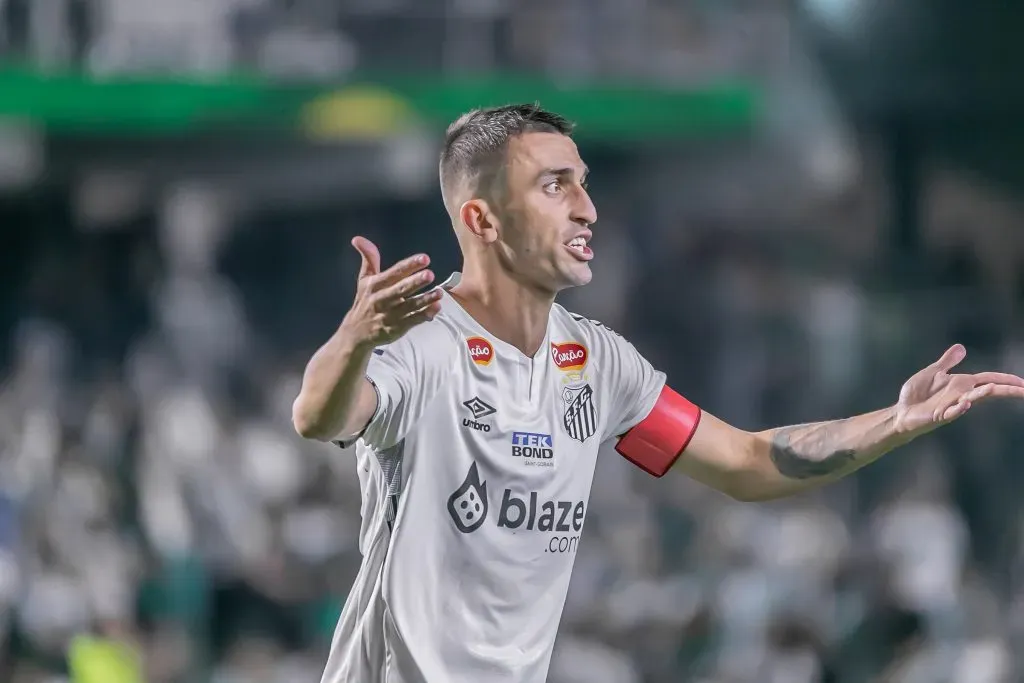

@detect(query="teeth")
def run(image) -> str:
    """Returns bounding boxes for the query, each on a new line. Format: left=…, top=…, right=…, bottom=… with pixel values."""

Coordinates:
left=567, top=237, right=587, bottom=248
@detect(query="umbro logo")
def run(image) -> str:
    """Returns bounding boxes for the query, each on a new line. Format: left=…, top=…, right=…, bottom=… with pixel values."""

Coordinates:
left=462, top=397, right=496, bottom=419
left=462, top=397, right=496, bottom=432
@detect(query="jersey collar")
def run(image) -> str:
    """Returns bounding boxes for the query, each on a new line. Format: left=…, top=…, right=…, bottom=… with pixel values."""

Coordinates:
left=438, top=272, right=551, bottom=364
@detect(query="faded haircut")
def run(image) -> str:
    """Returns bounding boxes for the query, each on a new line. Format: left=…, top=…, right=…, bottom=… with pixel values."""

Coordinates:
left=439, top=103, right=574, bottom=210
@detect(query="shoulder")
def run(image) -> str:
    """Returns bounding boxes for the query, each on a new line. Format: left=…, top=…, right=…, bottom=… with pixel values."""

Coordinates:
left=411, top=309, right=464, bottom=348
left=549, top=304, right=643, bottom=375
left=551, top=304, right=631, bottom=350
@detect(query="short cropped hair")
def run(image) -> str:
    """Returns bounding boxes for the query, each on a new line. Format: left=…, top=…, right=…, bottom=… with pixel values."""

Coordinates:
left=439, top=103, right=574, bottom=207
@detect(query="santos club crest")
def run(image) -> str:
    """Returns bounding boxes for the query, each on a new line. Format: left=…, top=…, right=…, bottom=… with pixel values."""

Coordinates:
left=562, top=384, right=598, bottom=443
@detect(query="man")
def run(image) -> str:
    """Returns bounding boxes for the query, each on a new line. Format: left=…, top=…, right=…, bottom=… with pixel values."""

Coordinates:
left=292, top=104, right=1024, bottom=683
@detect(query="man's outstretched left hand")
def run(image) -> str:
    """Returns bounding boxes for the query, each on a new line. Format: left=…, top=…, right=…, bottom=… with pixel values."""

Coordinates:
left=894, top=343, right=1024, bottom=436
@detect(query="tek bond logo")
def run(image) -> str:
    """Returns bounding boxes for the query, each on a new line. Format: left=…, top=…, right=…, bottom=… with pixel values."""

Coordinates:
left=511, top=431, right=554, bottom=465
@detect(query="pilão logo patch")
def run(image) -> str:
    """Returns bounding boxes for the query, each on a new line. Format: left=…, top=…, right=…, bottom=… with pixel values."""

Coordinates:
left=467, top=337, right=494, bottom=366
left=551, top=341, right=588, bottom=371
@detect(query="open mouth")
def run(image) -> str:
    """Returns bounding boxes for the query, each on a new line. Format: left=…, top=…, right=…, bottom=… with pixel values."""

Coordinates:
left=564, top=235, right=593, bottom=261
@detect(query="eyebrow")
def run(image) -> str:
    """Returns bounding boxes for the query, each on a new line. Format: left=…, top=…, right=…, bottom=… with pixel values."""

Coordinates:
left=537, top=166, right=589, bottom=182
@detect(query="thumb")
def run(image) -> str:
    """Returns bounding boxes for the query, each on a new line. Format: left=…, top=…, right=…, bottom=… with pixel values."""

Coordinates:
left=934, top=343, right=967, bottom=372
left=352, top=236, right=381, bottom=279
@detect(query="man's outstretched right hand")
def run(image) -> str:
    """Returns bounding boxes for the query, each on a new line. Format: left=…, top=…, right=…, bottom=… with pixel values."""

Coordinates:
left=341, top=236, right=443, bottom=348
left=292, top=236, right=443, bottom=441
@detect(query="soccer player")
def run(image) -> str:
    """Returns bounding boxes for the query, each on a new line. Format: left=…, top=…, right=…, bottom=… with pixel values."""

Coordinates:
left=292, top=104, right=1024, bottom=683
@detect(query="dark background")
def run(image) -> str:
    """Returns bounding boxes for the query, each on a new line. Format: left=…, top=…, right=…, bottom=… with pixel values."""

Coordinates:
left=1, top=1, right=1024, bottom=681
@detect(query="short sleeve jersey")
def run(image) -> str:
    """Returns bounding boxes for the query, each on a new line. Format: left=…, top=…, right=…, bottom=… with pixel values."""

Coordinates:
left=320, top=273, right=667, bottom=683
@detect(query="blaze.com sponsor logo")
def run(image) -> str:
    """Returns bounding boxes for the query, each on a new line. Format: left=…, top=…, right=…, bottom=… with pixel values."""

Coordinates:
left=447, top=463, right=585, bottom=553
left=497, top=490, right=586, bottom=553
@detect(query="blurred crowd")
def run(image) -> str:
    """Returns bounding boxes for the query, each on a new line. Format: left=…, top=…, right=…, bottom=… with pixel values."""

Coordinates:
left=2, top=0, right=1024, bottom=682
left=0, top=0, right=788, bottom=83
left=2, top=148, right=1024, bottom=683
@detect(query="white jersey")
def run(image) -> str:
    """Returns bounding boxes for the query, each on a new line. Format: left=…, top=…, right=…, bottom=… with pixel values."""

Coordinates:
left=321, top=273, right=666, bottom=683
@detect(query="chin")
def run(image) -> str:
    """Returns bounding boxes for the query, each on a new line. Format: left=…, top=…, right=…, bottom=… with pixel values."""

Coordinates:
left=561, top=264, right=593, bottom=288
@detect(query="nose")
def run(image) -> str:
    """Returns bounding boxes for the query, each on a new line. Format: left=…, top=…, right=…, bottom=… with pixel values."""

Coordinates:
left=572, top=185, right=597, bottom=226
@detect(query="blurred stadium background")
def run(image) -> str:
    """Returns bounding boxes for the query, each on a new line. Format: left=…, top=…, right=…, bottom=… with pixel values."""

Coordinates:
left=3, top=1, right=1024, bottom=681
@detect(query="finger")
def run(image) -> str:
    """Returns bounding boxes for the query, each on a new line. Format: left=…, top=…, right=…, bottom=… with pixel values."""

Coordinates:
left=933, top=344, right=967, bottom=373
left=385, top=287, right=443, bottom=317
left=372, top=253, right=431, bottom=290
left=352, top=236, right=381, bottom=279
left=387, top=299, right=443, bottom=337
left=405, top=296, right=442, bottom=321
left=403, top=299, right=444, bottom=325
left=970, top=372, right=1024, bottom=389
left=961, top=383, right=1024, bottom=403
left=941, top=400, right=971, bottom=422
left=375, top=270, right=436, bottom=305
left=932, top=392, right=966, bottom=423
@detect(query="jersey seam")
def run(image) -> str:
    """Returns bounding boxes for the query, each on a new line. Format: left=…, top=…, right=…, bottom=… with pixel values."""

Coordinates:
left=371, top=441, right=405, bottom=528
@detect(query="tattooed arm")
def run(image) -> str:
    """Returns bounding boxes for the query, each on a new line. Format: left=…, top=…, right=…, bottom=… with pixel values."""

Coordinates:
left=764, top=409, right=904, bottom=481
left=672, top=345, right=1024, bottom=502
left=672, top=408, right=911, bottom=501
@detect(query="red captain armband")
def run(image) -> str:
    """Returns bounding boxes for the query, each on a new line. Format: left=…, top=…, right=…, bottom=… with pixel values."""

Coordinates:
left=614, top=386, right=702, bottom=478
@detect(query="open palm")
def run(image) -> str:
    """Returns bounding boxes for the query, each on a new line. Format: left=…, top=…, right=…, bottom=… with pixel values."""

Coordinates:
left=894, top=344, right=1024, bottom=436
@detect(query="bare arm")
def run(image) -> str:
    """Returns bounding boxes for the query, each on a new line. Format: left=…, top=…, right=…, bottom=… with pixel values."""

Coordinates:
left=292, top=236, right=441, bottom=442
left=675, top=344, right=1024, bottom=501
left=762, top=409, right=902, bottom=484
left=677, top=408, right=907, bottom=501
left=292, top=333, right=378, bottom=441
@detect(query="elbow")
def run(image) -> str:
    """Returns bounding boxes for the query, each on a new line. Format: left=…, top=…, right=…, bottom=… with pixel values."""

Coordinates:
left=726, top=483, right=777, bottom=503
left=291, top=398, right=334, bottom=442
left=292, top=413, right=325, bottom=441
left=694, top=463, right=772, bottom=503
left=721, top=470, right=781, bottom=502
left=724, top=487, right=757, bottom=503
left=722, top=435, right=778, bottom=503
left=720, top=475, right=767, bottom=503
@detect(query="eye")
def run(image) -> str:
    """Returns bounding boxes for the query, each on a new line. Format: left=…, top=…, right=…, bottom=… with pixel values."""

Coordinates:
left=544, top=180, right=563, bottom=195
left=580, top=178, right=589, bottom=191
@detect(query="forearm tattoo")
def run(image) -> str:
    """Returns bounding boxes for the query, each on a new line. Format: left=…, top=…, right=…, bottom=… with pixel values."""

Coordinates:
left=769, top=424, right=859, bottom=480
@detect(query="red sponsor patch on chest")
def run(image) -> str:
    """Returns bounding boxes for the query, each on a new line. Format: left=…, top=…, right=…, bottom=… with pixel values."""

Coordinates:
left=467, top=336, right=494, bottom=365
left=551, top=341, right=588, bottom=371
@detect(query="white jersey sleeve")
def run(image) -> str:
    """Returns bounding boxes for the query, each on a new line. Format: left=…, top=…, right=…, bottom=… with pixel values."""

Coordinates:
left=587, top=321, right=667, bottom=442
left=356, top=320, right=460, bottom=450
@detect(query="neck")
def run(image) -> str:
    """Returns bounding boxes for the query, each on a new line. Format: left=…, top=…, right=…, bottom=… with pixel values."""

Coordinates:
left=449, top=260, right=554, bottom=357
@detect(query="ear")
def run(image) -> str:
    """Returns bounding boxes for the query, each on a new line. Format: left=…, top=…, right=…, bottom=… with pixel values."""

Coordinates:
left=459, top=199, right=501, bottom=245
